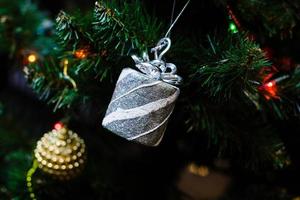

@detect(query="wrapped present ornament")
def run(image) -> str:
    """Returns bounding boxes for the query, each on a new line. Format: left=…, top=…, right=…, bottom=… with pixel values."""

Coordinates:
left=102, top=38, right=182, bottom=146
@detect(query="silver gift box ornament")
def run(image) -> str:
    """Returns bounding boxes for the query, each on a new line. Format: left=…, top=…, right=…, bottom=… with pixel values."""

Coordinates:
left=102, top=38, right=182, bottom=146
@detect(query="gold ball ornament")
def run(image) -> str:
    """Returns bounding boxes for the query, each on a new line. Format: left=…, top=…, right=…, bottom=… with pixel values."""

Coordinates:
left=34, top=123, right=86, bottom=180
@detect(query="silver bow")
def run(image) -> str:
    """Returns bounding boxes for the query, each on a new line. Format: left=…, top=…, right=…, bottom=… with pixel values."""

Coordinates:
left=131, top=37, right=182, bottom=86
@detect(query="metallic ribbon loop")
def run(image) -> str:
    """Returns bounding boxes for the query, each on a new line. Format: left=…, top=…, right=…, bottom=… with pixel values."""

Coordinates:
left=131, top=37, right=182, bottom=86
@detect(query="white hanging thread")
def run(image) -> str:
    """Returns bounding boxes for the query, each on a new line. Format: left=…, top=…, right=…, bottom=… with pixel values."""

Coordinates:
left=167, top=0, right=177, bottom=38
left=165, top=0, right=191, bottom=37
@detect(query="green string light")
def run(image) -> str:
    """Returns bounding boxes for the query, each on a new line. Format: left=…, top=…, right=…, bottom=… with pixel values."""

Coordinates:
left=229, top=21, right=238, bottom=34
left=26, top=160, right=38, bottom=200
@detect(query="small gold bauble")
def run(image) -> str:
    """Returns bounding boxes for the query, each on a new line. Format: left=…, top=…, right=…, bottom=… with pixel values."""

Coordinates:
left=34, top=124, right=86, bottom=180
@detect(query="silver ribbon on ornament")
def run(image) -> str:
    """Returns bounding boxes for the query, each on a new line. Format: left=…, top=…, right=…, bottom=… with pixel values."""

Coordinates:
left=131, top=37, right=182, bottom=86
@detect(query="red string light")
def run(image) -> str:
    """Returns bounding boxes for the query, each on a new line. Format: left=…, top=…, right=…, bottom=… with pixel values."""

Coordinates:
left=74, top=49, right=88, bottom=59
left=259, top=80, right=278, bottom=100
left=54, top=122, right=64, bottom=130
left=226, top=4, right=294, bottom=101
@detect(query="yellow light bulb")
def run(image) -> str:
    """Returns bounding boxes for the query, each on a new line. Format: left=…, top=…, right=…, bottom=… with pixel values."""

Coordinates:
left=188, top=163, right=210, bottom=177
left=197, top=165, right=209, bottom=177
left=64, top=59, right=69, bottom=65
left=28, top=54, right=37, bottom=63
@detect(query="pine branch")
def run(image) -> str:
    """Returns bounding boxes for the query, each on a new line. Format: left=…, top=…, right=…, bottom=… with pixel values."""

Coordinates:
left=178, top=33, right=292, bottom=169
left=25, top=58, right=81, bottom=112
left=92, top=0, right=161, bottom=53
left=189, top=34, right=270, bottom=102
left=56, top=11, right=91, bottom=50
left=93, top=1, right=128, bottom=53
left=26, top=0, right=162, bottom=111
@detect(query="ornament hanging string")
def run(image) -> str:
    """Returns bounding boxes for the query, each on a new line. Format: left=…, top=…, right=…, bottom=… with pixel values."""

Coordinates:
left=132, top=0, right=191, bottom=85
left=167, top=0, right=177, bottom=38
left=165, top=0, right=191, bottom=37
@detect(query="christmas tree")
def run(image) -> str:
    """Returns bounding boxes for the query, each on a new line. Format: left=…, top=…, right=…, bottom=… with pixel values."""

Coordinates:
left=1, top=0, right=300, bottom=199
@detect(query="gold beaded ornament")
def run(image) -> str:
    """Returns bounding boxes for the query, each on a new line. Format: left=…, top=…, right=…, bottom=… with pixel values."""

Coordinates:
left=34, top=122, right=86, bottom=180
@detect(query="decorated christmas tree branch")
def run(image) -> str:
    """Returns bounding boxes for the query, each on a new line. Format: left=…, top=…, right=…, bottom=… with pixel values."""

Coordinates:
left=25, top=57, right=80, bottom=111
left=25, top=0, right=296, bottom=167
left=259, top=67, right=300, bottom=120
left=190, top=34, right=270, bottom=102
left=217, top=0, right=300, bottom=38
left=54, top=0, right=162, bottom=74
left=26, top=0, right=162, bottom=111
left=223, top=1, right=300, bottom=120
left=180, top=33, right=291, bottom=168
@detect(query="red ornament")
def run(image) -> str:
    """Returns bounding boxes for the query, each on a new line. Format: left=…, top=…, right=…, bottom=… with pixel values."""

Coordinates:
left=54, top=122, right=64, bottom=130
